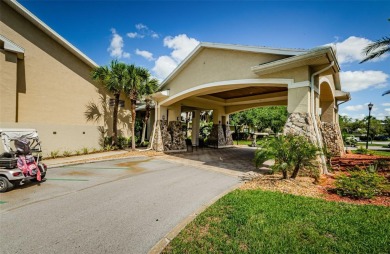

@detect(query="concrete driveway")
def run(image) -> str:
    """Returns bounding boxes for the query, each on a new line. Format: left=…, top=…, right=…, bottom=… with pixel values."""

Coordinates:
left=0, top=156, right=240, bottom=254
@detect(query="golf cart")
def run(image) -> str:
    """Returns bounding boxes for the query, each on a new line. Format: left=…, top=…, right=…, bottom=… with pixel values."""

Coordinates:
left=0, top=128, right=47, bottom=192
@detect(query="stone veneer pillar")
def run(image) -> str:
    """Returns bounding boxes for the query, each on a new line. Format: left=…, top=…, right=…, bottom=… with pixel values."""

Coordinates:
left=208, top=123, right=233, bottom=147
left=284, top=113, right=345, bottom=158
left=151, top=120, right=186, bottom=152
left=321, top=122, right=345, bottom=157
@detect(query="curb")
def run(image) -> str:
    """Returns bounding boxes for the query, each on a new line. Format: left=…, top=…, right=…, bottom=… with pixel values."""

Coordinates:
left=148, top=182, right=242, bottom=254
left=44, top=152, right=141, bottom=169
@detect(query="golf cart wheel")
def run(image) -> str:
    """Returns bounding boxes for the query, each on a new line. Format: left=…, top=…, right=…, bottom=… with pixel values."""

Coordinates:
left=0, top=176, right=13, bottom=192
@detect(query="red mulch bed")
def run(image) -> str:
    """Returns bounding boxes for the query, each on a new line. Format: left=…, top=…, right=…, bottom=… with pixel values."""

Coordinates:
left=323, top=153, right=390, bottom=206
left=330, top=153, right=390, bottom=171
left=318, top=173, right=390, bottom=207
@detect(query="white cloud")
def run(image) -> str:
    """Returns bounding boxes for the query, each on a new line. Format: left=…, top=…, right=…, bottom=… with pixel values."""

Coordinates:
left=127, top=32, right=144, bottom=39
left=385, top=108, right=390, bottom=112
left=163, top=34, right=199, bottom=62
left=344, top=105, right=365, bottom=111
left=152, top=34, right=199, bottom=80
left=334, top=36, right=371, bottom=64
left=108, top=28, right=130, bottom=59
left=135, top=49, right=154, bottom=61
left=127, top=24, right=158, bottom=39
left=382, top=103, right=390, bottom=106
left=340, top=70, right=388, bottom=92
left=333, top=36, right=389, bottom=64
left=135, top=23, right=148, bottom=30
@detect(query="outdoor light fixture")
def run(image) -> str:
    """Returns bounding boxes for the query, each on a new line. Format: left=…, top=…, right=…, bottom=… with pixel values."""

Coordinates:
left=366, top=102, right=373, bottom=149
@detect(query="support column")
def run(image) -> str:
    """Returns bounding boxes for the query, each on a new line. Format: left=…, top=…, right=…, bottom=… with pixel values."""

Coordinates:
left=191, top=110, right=200, bottom=146
left=208, top=110, right=233, bottom=148
left=320, top=101, right=344, bottom=156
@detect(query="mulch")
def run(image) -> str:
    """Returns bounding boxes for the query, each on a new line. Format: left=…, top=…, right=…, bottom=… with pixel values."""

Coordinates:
left=330, top=153, right=390, bottom=171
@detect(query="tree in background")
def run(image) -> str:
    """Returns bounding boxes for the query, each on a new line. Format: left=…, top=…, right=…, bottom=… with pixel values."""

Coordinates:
left=230, top=106, right=288, bottom=134
left=384, top=117, right=390, bottom=136
left=91, top=60, right=128, bottom=146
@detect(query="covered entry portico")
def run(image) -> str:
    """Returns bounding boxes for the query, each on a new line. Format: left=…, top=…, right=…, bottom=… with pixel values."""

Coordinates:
left=151, top=43, right=349, bottom=171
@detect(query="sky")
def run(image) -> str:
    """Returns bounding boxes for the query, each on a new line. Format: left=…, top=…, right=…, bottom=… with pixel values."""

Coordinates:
left=18, top=0, right=390, bottom=120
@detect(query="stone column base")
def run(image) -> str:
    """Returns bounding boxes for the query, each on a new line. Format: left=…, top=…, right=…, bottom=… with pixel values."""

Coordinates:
left=208, top=124, right=233, bottom=148
left=321, top=122, right=345, bottom=157
left=151, top=120, right=186, bottom=152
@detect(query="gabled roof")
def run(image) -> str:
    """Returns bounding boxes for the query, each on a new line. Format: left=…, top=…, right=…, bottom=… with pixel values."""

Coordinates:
left=4, top=0, right=98, bottom=68
left=251, top=46, right=342, bottom=90
left=159, top=42, right=308, bottom=89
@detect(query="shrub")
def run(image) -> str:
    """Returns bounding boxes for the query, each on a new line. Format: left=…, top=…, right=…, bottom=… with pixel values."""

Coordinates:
left=82, top=147, right=89, bottom=155
left=63, top=150, right=72, bottom=157
left=255, top=134, right=320, bottom=179
left=355, top=146, right=374, bottom=155
left=335, top=171, right=388, bottom=199
left=75, top=150, right=81, bottom=156
left=50, top=150, right=60, bottom=159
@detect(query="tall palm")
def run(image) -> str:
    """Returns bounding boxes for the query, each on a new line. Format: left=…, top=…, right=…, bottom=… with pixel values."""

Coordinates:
left=360, top=20, right=390, bottom=63
left=91, top=60, right=127, bottom=146
left=140, top=77, right=159, bottom=145
left=360, top=36, right=390, bottom=63
left=125, top=65, right=150, bottom=150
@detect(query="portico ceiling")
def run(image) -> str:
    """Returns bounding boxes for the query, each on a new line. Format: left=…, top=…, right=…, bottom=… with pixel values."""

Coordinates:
left=208, top=86, right=287, bottom=100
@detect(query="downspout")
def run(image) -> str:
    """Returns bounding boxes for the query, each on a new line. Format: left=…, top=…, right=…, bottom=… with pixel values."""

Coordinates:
left=310, top=61, right=334, bottom=175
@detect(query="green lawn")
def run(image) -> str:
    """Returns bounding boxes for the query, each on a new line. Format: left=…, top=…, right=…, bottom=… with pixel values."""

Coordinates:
left=351, top=150, right=390, bottom=157
left=163, top=190, right=390, bottom=254
left=357, top=142, right=389, bottom=147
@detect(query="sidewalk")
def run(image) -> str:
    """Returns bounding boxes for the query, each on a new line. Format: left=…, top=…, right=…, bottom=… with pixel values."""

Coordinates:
left=43, top=150, right=130, bottom=168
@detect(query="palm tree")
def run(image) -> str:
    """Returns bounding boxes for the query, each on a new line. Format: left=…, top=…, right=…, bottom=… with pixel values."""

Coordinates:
left=125, top=65, right=150, bottom=151
left=360, top=20, right=390, bottom=63
left=140, top=77, right=159, bottom=146
left=91, top=60, right=128, bottom=146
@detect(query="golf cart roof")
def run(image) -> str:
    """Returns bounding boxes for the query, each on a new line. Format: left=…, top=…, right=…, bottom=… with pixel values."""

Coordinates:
left=0, top=128, right=40, bottom=153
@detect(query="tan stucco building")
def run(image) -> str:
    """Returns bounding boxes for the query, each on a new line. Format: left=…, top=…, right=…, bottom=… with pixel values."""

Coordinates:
left=0, top=0, right=131, bottom=155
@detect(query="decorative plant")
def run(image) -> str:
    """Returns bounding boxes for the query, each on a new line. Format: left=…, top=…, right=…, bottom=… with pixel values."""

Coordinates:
left=63, top=150, right=72, bottom=157
left=254, top=134, right=320, bottom=179
left=50, top=150, right=60, bottom=159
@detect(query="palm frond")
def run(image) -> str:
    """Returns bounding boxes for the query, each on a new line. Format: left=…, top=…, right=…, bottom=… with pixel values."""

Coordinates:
left=360, top=36, right=390, bottom=63
left=382, top=90, right=390, bottom=96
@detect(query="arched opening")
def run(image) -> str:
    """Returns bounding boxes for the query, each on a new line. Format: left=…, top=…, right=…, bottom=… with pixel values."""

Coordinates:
left=319, top=81, right=335, bottom=123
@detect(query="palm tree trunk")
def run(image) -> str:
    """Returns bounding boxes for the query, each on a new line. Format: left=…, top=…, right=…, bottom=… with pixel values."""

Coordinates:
left=140, top=99, right=151, bottom=145
left=282, top=170, right=288, bottom=179
left=290, top=164, right=300, bottom=179
left=131, top=98, right=137, bottom=151
left=141, top=121, right=147, bottom=145
left=112, top=93, right=120, bottom=146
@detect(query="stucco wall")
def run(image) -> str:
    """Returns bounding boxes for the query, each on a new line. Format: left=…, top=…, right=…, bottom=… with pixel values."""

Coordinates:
left=0, top=122, right=102, bottom=157
left=0, top=50, right=18, bottom=122
left=164, top=48, right=288, bottom=96
left=0, top=1, right=132, bottom=153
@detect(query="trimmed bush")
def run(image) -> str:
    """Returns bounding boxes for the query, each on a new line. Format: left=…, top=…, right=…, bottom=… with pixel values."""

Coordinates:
left=335, top=171, right=388, bottom=199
